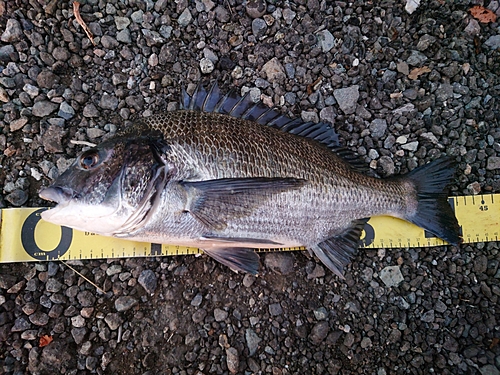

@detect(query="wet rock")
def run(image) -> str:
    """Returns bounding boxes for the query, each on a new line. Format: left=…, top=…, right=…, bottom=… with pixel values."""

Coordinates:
left=484, top=35, right=500, bottom=50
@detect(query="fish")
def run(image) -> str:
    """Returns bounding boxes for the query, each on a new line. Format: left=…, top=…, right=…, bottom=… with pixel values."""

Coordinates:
left=39, top=83, right=462, bottom=278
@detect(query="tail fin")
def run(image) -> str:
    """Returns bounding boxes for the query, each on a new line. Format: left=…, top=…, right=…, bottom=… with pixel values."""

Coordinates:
left=403, top=157, right=462, bottom=245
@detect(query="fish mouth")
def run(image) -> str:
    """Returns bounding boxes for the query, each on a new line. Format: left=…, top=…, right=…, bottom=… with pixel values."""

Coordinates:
left=39, top=186, right=75, bottom=204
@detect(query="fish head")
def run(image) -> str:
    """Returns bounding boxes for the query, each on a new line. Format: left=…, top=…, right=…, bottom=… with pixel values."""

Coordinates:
left=39, top=132, right=172, bottom=235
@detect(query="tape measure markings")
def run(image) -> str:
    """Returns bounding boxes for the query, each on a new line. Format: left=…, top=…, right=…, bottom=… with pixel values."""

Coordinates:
left=0, top=193, right=498, bottom=263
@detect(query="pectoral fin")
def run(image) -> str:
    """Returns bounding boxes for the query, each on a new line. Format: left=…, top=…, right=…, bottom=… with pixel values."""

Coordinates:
left=181, top=177, right=305, bottom=229
left=310, top=219, right=368, bottom=279
left=202, top=247, right=261, bottom=275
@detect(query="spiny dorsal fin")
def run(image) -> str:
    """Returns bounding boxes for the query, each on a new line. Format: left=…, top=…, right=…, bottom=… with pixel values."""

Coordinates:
left=180, top=82, right=340, bottom=150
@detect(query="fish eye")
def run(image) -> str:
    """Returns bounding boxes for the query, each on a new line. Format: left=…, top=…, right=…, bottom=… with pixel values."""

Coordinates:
left=79, top=150, right=100, bottom=170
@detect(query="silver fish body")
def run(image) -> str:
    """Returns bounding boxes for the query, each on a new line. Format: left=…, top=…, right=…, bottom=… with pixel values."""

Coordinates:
left=40, top=83, right=461, bottom=277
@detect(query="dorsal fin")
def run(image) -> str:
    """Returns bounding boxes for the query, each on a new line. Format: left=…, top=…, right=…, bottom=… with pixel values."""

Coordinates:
left=180, top=82, right=340, bottom=150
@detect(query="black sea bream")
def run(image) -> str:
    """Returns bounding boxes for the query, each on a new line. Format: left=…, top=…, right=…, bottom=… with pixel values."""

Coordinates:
left=39, top=83, right=461, bottom=277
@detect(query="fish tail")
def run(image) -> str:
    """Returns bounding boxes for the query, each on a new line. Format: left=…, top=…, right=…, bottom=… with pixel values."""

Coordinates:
left=403, top=157, right=462, bottom=245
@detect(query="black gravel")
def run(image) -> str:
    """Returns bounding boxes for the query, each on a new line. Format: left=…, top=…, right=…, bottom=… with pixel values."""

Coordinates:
left=1, top=0, right=499, bottom=374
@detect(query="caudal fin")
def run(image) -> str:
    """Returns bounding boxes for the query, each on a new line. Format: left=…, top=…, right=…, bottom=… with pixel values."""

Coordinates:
left=404, top=157, right=462, bottom=245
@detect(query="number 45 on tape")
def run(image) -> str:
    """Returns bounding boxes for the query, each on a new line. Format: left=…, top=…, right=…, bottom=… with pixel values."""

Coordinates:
left=0, top=194, right=498, bottom=263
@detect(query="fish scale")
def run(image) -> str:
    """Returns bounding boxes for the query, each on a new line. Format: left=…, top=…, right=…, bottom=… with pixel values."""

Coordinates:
left=39, top=83, right=461, bottom=278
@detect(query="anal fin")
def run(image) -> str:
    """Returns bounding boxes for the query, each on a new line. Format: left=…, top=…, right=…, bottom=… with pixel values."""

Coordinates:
left=202, top=247, right=261, bottom=275
left=310, top=219, right=368, bottom=279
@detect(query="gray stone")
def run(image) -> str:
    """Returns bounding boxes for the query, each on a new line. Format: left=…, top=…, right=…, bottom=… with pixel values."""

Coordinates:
left=313, top=307, right=328, bottom=320
left=420, top=310, right=435, bottom=323
left=138, top=269, right=157, bottom=294
left=71, top=327, right=87, bottom=344
left=484, top=35, right=500, bottom=50
left=369, top=118, right=387, bottom=138
left=417, top=34, right=436, bottom=51
left=200, top=57, right=214, bottom=74
left=406, top=50, right=428, bottom=66
left=46, top=278, right=62, bottom=293
left=379, top=266, right=404, bottom=287
left=192, top=308, right=207, bottom=323
left=32, top=101, right=58, bottom=117
left=11, top=317, right=31, bottom=331
left=317, top=29, right=335, bottom=52
left=77, top=290, right=96, bottom=307
left=214, top=5, right=230, bottom=22
left=246, top=0, right=266, bottom=18
left=214, top=308, right=228, bottom=322
left=309, top=321, right=329, bottom=345
left=36, top=70, right=59, bottom=89
left=264, top=253, right=294, bottom=275
left=378, top=156, right=395, bottom=175
left=130, top=10, right=144, bottom=24
left=114, top=16, right=130, bottom=30
left=269, top=303, right=283, bottom=316
left=116, top=29, right=131, bottom=44
left=190, top=293, right=203, bottom=307
left=29, top=312, right=49, bottom=326
left=465, top=19, right=481, bottom=36
left=226, top=347, right=239, bottom=374
left=333, top=85, right=359, bottom=115
left=262, top=57, right=286, bottom=83
left=282, top=8, right=296, bottom=24
left=245, top=328, right=261, bottom=355
left=381, top=70, right=397, bottom=83
left=178, top=8, right=193, bottom=26
left=486, top=156, right=500, bottom=170
left=104, top=313, right=122, bottom=330
left=479, top=365, right=500, bottom=375
left=251, top=18, right=267, bottom=38
left=301, top=110, right=319, bottom=123
left=58, top=101, right=75, bottom=120
left=401, top=141, right=419, bottom=152
left=0, top=45, right=16, bottom=61
left=99, top=94, right=118, bottom=110
left=101, top=35, right=119, bottom=49
left=115, top=296, right=138, bottom=312
left=1, top=19, right=23, bottom=43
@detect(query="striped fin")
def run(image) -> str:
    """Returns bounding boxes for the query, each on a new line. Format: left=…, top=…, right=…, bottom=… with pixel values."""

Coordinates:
left=180, top=82, right=340, bottom=149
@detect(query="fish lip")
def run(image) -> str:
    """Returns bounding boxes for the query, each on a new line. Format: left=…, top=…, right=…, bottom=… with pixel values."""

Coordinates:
left=39, top=186, right=75, bottom=204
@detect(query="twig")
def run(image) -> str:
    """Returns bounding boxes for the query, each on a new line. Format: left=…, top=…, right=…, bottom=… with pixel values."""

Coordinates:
left=60, top=259, right=105, bottom=294
left=73, top=1, right=96, bottom=46
left=70, top=140, right=97, bottom=147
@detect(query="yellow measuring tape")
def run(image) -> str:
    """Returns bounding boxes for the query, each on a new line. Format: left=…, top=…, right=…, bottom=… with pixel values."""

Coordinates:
left=0, top=194, right=498, bottom=263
